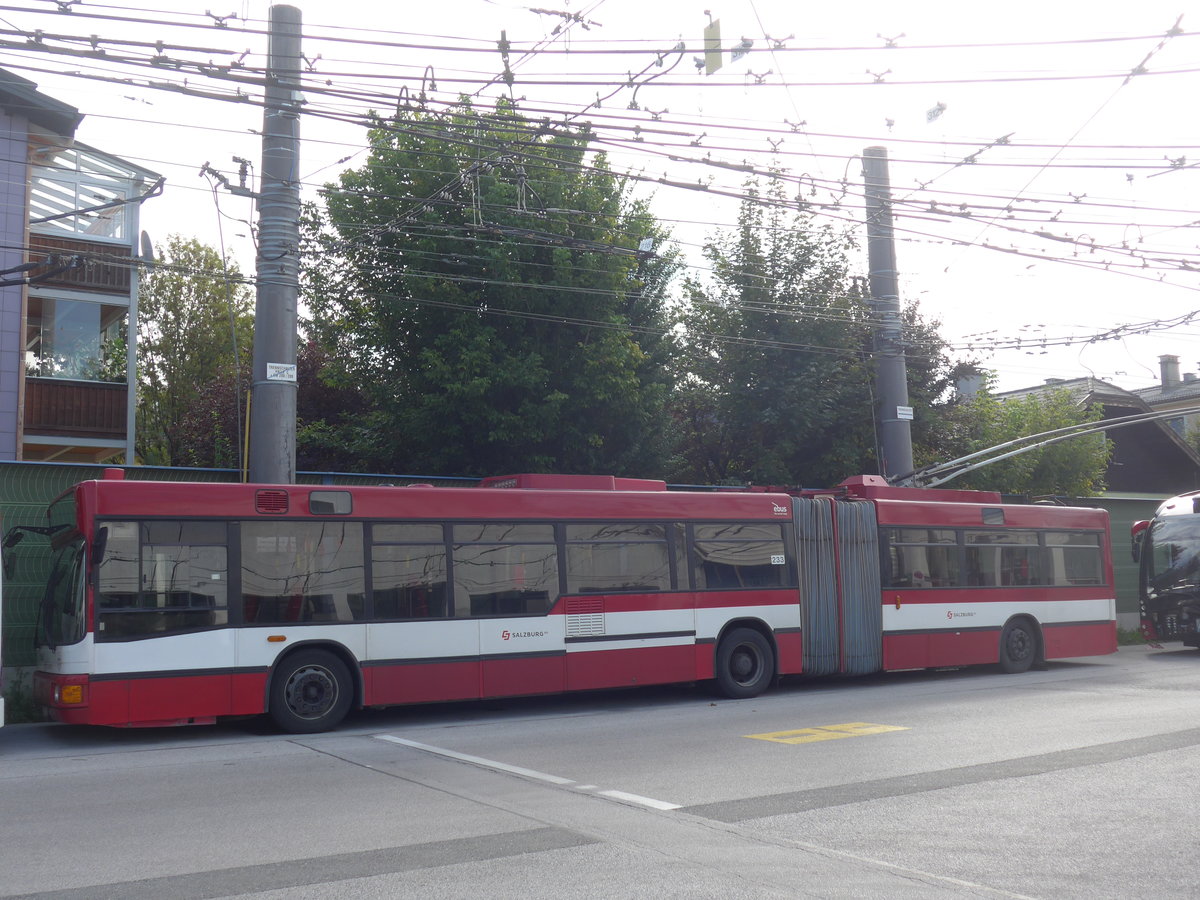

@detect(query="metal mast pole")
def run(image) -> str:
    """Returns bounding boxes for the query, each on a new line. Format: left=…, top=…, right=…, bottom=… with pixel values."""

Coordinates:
left=249, top=4, right=302, bottom=484
left=863, top=146, right=914, bottom=478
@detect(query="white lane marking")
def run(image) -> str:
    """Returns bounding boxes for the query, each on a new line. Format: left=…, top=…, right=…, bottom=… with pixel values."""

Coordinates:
left=375, top=735, right=681, bottom=810
left=376, top=735, right=573, bottom=784
left=598, top=789, right=682, bottom=811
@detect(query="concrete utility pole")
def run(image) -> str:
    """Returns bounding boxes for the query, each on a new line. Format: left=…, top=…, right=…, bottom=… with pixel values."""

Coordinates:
left=249, top=4, right=302, bottom=484
left=863, top=146, right=914, bottom=479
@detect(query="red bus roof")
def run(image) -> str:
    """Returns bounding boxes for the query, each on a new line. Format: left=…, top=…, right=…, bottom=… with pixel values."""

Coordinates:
left=67, top=472, right=1108, bottom=531
left=75, top=478, right=795, bottom=522
left=871, top=497, right=1108, bottom=530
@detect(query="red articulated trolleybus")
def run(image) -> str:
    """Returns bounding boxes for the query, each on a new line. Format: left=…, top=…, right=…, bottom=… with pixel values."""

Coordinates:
left=26, top=470, right=1117, bottom=733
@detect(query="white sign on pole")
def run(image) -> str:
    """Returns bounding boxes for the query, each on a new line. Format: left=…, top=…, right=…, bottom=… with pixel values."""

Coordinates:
left=897, top=406, right=914, bottom=421
left=267, top=363, right=297, bottom=382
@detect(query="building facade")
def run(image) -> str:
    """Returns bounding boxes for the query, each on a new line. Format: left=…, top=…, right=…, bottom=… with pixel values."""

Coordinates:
left=1133, top=354, right=1200, bottom=445
left=0, top=69, right=159, bottom=464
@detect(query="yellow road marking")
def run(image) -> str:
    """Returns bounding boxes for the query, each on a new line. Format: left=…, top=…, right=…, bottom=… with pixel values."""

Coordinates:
left=745, top=722, right=909, bottom=744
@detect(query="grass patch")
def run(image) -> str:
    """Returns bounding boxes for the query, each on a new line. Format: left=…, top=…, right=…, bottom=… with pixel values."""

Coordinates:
left=3, top=678, right=45, bottom=724
left=1117, top=626, right=1149, bottom=646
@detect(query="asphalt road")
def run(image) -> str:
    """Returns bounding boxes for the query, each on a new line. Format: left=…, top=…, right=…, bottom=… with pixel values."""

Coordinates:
left=3, top=644, right=1199, bottom=899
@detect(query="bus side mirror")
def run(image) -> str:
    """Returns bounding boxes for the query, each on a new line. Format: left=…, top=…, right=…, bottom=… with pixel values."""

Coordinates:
left=1131, top=519, right=1149, bottom=563
left=91, top=526, right=107, bottom=572
left=2, top=529, right=23, bottom=579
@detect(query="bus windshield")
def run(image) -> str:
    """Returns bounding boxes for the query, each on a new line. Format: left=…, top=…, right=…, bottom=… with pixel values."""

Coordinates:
left=1145, top=517, right=1200, bottom=599
left=38, top=536, right=86, bottom=649
left=38, top=492, right=86, bottom=649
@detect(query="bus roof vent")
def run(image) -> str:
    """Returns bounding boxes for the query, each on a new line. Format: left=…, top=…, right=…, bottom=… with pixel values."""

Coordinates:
left=256, top=489, right=289, bottom=514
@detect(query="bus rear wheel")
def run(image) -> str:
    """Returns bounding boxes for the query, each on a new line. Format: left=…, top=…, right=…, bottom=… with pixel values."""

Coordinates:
left=998, top=619, right=1038, bottom=674
left=269, top=649, right=353, bottom=733
left=714, top=628, right=774, bottom=699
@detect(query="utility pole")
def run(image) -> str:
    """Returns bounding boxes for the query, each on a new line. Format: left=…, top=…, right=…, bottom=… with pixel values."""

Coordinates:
left=863, top=146, right=914, bottom=478
left=248, top=4, right=302, bottom=484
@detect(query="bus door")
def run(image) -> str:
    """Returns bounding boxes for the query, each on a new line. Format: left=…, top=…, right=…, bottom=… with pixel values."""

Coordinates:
left=469, top=534, right=565, bottom=698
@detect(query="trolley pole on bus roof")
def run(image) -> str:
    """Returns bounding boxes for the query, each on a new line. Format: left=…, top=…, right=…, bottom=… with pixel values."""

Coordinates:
left=249, top=4, right=302, bottom=484
left=863, top=146, right=914, bottom=479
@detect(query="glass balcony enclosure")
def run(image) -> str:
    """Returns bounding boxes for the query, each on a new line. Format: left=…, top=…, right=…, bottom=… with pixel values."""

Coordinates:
left=30, top=144, right=136, bottom=242
left=20, top=142, right=158, bottom=461
left=24, top=296, right=126, bottom=382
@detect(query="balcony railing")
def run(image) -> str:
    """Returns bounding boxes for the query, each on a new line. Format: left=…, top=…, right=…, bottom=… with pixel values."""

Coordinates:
left=28, top=233, right=133, bottom=295
left=24, top=377, right=126, bottom=440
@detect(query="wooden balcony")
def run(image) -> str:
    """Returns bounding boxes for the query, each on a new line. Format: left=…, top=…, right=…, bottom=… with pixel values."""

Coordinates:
left=24, top=377, right=126, bottom=440
left=28, top=233, right=132, bottom=295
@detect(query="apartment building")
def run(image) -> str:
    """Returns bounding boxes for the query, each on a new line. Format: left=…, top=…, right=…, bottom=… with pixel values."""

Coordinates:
left=0, top=68, right=159, bottom=463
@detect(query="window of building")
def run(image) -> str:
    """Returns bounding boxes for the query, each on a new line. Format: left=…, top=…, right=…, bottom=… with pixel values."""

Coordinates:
left=241, top=521, right=365, bottom=624
left=31, top=147, right=135, bottom=242
left=25, top=296, right=127, bottom=382
left=451, top=523, right=559, bottom=616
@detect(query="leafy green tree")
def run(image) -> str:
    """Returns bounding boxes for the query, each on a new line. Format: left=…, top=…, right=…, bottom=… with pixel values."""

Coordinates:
left=294, top=341, right=371, bottom=473
left=669, top=177, right=970, bottom=488
left=173, top=361, right=246, bottom=470
left=1187, top=421, right=1200, bottom=457
left=137, top=236, right=253, bottom=466
left=948, top=387, right=1111, bottom=496
left=170, top=341, right=364, bottom=473
left=303, top=100, right=678, bottom=477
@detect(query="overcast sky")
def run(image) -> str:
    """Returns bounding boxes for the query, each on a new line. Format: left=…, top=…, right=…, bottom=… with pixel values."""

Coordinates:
left=5, top=0, right=1199, bottom=394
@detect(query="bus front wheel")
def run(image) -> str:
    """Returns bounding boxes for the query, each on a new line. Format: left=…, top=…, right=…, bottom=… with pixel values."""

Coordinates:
left=998, top=620, right=1038, bottom=674
left=269, top=649, right=353, bottom=733
left=714, top=628, right=774, bottom=699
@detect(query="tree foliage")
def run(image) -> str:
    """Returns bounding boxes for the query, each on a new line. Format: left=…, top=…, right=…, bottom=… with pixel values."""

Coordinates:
left=303, top=100, right=678, bottom=477
left=168, top=341, right=362, bottom=473
left=668, top=177, right=974, bottom=488
left=294, top=341, right=371, bottom=473
left=946, top=387, right=1111, bottom=496
left=137, top=236, right=252, bottom=466
left=292, top=120, right=1107, bottom=496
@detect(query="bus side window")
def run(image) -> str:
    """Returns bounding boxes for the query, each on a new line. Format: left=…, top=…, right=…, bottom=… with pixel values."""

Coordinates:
left=241, top=521, right=365, bottom=624
left=372, top=523, right=449, bottom=619
left=882, top=528, right=959, bottom=588
left=564, top=522, right=671, bottom=594
left=1045, top=531, right=1103, bottom=585
left=451, top=523, right=559, bottom=616
left=965, top=531, right=1043, bottom=586
left=97, top=521, right=229, bottom=639
left=691, top=523, right=791, bottom=590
